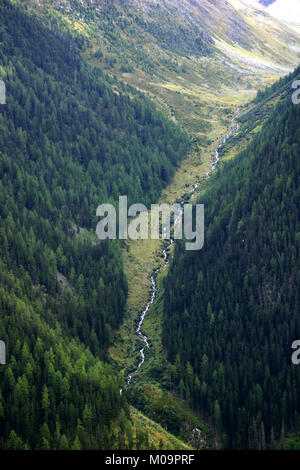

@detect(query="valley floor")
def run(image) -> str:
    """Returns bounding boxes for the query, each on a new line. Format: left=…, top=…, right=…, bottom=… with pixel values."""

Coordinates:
left=109, top=83, right=268, bottom=449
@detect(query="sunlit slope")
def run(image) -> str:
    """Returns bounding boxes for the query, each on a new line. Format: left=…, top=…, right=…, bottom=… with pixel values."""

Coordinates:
left=17, top=0, right=300, bottom=146
left=130, top=407, right=194, bottom=450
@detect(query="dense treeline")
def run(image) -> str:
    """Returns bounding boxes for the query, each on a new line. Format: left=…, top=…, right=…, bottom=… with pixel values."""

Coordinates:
left=0, top=0, right=189, bottom=448
left=254, top=64, right=300, bottom=103
left=163, top=84, right=300, bottom=448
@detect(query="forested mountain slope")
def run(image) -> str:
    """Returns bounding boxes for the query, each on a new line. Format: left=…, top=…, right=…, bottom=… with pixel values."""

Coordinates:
left=16, top=0, right=300, bottom=146
left=163, top=80, right=300, bottom=449
left=0, top=0, right=189, bottom=449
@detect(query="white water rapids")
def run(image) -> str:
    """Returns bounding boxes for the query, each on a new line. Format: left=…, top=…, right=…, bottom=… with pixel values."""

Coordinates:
left=126, top=239, right=174, bottom=387
left=206, top=108, right=240, bottom=178
left=124, top=108, right=240, bottom=389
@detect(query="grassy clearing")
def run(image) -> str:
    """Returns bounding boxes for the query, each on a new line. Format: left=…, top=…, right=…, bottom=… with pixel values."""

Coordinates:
left=128, top=383, right=216, bottom=449
left=109, top=236, right=162, bottom=373
left=130, top=406, right=193, bottom=450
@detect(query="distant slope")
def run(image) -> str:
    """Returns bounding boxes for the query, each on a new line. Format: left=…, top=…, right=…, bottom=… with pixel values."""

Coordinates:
left=21, top=0, right=300, bottom=71
left=15, top=0, right=300, bottom=149
left=216, top=64, right=300, bottom=162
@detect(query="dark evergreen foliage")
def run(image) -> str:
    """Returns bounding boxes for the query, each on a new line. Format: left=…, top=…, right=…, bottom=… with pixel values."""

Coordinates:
left=163, top=84, right=300, bottom=449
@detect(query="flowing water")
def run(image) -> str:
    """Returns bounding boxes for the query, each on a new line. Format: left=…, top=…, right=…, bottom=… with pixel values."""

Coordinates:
left=125, top=108, right=240, bottom=388
left=126, top=239, right=174, bottom=387
left=206, top=108, right=240, bottom=178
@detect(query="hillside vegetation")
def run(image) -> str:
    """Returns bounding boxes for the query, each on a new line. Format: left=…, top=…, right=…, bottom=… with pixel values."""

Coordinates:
left=1, top=0, right=300, bottom=451
left=163, top=78, right=300, bottom=449
left=0, top=0, right=189, bottom=449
